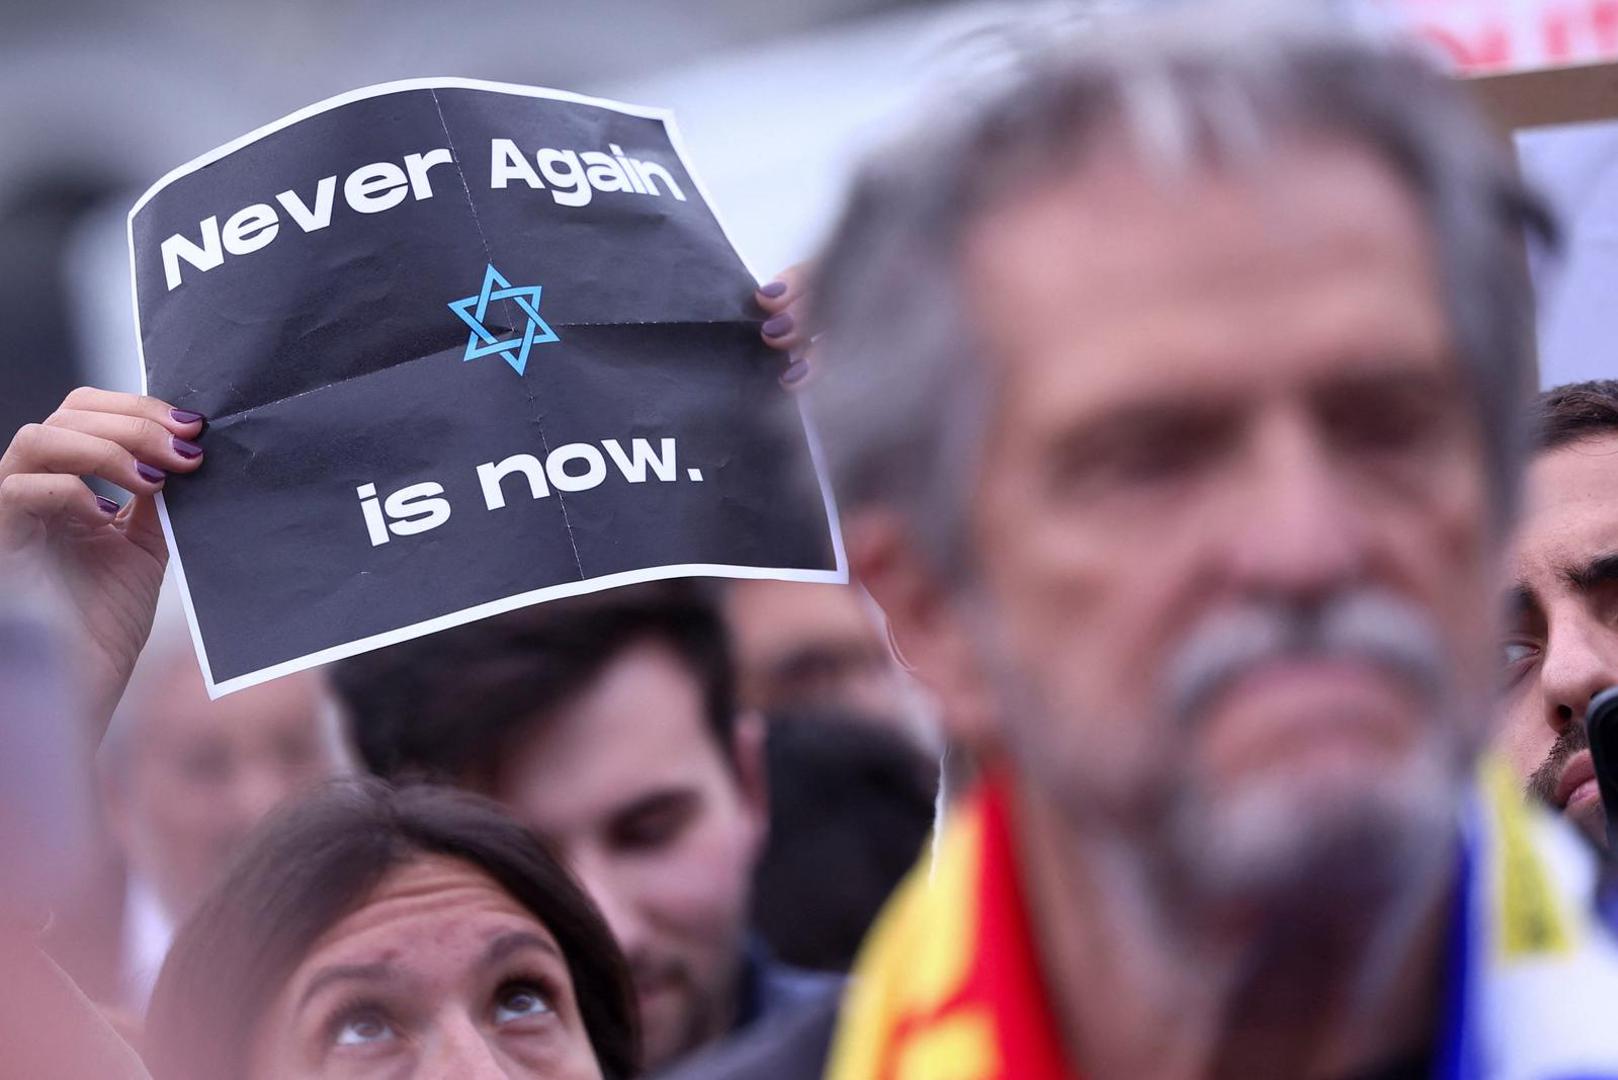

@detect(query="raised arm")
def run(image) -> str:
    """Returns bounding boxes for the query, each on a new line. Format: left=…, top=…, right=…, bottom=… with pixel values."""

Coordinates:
left=0, top=389, right=206, bottom=735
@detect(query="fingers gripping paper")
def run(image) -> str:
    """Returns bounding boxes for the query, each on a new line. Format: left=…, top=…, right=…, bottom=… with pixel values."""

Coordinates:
left=129, top=79, right=845, bottom=698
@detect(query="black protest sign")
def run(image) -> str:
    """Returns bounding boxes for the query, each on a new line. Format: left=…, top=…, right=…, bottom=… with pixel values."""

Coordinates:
left=130, top=79, right=844, bottom=697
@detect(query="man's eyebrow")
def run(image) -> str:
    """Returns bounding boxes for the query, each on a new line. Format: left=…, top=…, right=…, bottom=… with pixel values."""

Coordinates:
left=484, top=931, right=561, bottom=967
left=1318, top=364, right=1458, bottom=398
left=297, top=962, right=395, bottom=1010
left=1054, top=398, right=1231, bottom=448
left=617, top=787, right=698, bottom=816
left=1505, top=582, right=1538, bottom=625
left=1562, top=551, right=1618, bottom=594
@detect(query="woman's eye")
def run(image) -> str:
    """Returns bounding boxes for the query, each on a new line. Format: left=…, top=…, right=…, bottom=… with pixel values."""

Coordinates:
left=493, top=982, right=553, bottom=1025
left=333, top=1010, right=395, bottom=1047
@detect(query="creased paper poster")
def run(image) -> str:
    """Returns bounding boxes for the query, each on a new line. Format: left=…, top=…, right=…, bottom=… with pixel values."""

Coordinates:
left=129, top=78, right=845, bottom=698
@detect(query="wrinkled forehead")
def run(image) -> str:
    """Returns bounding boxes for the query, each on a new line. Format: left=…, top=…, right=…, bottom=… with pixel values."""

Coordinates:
left=297, top=855, right=549, bottom=971
left=959, top=135, right=1450, bottom=404
left=967, top=126, right=1429, bottom=263
left=1516, top=437, right=1618, bottom=583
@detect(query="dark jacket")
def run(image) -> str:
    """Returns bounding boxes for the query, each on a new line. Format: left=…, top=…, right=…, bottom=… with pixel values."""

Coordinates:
left=654, top=939, right=842, bottom=1080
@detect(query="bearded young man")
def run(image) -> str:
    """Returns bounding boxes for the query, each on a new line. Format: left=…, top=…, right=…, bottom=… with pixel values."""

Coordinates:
left=330, top=584, right=841, bottom=1075
left=1498, top=381, right=1618, bottom=850
left=796, top=9, right=1618, bottom=1080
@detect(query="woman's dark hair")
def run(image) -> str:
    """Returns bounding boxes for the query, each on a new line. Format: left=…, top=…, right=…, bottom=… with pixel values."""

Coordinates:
left=143, top=779, right=638, bottom=1080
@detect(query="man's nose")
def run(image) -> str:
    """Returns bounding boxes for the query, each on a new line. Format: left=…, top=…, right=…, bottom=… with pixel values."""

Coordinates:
left=420, top=1013, right=511, bottom=1078
left=1541, top=613, right=1618, bottom=734
left=1222, top=412, right=1367, bottom=600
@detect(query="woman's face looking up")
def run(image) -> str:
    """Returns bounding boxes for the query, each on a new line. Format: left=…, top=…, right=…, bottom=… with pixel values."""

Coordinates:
left=248, top=854, right=604, bottom=1079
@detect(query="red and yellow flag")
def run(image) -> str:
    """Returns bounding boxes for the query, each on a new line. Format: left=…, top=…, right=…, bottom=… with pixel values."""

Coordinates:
left=825, top=775, right=1075, bottom=1080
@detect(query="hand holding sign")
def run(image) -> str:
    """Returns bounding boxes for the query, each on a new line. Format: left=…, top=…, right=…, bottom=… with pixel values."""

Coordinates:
left=0, top=389, right=205, bottom=729
left=756, top=263, right=815, bottom=386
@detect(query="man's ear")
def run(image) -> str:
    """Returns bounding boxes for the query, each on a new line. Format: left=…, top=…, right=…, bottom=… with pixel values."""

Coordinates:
left=845, top=510, right=999, bottom=753
left=729, top=709, right=770, bottom=849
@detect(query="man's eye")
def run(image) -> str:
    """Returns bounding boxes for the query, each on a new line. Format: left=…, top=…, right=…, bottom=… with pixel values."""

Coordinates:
left=1107, top=440, right=1200, bottom=483
left=1501, top=641, right=1538, bottom=669
left=494, top=982, right=553, bottom=1025
left=1057, top=434, right=1203, bottom=494
left=333, top=1008, right=395, bottom=1047
left=1327, top=405, right=1427, bottom=454
left=612, top=798, right=696, bottom=851
left=1319, top=383, right=1448, bottom=458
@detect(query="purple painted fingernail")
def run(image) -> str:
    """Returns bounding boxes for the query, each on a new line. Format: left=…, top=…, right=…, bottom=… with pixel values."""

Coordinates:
left=758, top=280, right=788, bottom=298
left=762, top=313, right=795, bottom=338
left=172, top=436, right=203, bottom=460
left=96, top=495, right=119, bottom=515
left=170, top=408, right=205, bottom=424
left=136, top=462, right=166, bottom=484
left=780, top=358, right=811, bottom=387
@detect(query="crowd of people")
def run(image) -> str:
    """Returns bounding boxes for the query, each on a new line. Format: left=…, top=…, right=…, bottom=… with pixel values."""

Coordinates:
left=7, top=4, right=1618, bottom=1078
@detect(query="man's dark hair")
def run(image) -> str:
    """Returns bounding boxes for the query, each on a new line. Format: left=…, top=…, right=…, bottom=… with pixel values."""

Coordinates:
left=331, top=581, right=737, bottom=787
left=144, top=780, right=639, bottom=1080
left=751, top=709, right=937, bottom=972
left=1534, top=380, right=1618, bottom=453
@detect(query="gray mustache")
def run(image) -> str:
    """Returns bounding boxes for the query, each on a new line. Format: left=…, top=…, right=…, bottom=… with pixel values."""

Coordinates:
left=1164, top=588, right=1448, bottom=729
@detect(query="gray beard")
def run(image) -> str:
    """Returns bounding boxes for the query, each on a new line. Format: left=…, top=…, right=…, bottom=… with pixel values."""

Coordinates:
left=1156, top=732, right=1463, bottom=919
left=1006, top=676, right=1465, bottom=1045
left=964, top=608, right=1475, bottom=965
left=967, top=582, right=1474, bottom=923
left=961, top=582, right=1478, bottom=1065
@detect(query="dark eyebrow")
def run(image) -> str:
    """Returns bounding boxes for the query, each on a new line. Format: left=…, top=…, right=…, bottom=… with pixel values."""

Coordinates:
left=1054, top=398, right=1234, bottom=453
left=297, top=962, right=394, bottom=1011
left=1563, top=551, right=1618, bottom=595
left=616, top=786, right=698, bottom=817
left=1505, top=582, right=1538, bottom=626
left=483, top=931, right=561, bottom=967
left=1316, top=365, right=1459, bottom=401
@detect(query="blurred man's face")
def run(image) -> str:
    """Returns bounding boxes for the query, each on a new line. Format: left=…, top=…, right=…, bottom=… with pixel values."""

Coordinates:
left=1498, top=433, right=1618, bottom=848
left=726, top=580, right=916, bottom=731
left=105, top=664, right=339, bottom=921
left=950, top=139, right=1497, bottom=893
left=493, top=641, right=766, bottom=1071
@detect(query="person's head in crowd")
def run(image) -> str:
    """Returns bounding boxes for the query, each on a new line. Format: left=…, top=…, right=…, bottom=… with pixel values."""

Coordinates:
left=750, top=708, right=936, bottom=972
left=0, top=555, right=99, bottom=931
left=806, top=6, right=1544, bottom=1064
left=144, top=779, right=637, bottom=1080
left=331, top=582, right=771, bottom=1072
left=97, top=593, right=346, bottom=1004
left=1498, top=381, right=1618, bottom=847
left=723, top=580, right=927, bottom=741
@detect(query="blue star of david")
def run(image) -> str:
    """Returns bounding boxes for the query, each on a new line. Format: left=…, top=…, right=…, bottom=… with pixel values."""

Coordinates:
left=447, top=264, right=559, bottom=376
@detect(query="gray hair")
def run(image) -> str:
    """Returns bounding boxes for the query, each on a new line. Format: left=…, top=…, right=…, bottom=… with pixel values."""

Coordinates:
left=806, top=3, right=1552, bottom=578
